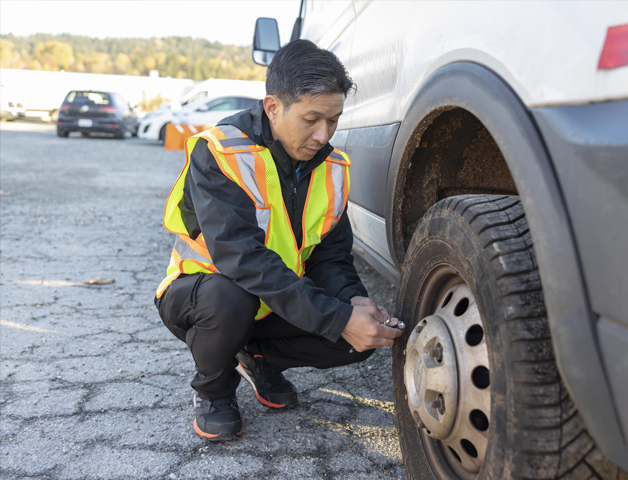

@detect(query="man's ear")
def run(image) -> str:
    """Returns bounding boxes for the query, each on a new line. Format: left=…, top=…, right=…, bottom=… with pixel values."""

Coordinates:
left=263, top=95, right=282, bottom=124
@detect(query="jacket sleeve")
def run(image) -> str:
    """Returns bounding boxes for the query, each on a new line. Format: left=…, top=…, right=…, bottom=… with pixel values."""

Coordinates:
left=304, top=209, right=368, bottom=303
left=185, top=140, right=353, bottom=342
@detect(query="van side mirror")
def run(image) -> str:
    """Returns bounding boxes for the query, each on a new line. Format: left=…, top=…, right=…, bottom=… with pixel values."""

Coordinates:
left=252, top=17, right=280, bottom=66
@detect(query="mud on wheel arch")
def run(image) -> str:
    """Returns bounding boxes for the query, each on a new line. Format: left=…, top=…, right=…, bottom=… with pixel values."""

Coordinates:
left=391, top=194, right=623, bottom=480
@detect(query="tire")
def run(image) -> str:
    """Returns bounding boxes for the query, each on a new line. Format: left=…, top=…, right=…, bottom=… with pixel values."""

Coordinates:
left=81, top=132, right=90, bottom=138
left=57, top=128, right=69, bottom=138
left=392, top=194, right=626, bottom=480
left=114, top=126, right=126, bottom=140
left=158, top=124, right=167, bottom=142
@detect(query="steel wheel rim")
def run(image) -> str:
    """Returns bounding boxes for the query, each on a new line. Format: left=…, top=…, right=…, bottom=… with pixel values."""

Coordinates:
left=404, top=264, right=491, bottom=478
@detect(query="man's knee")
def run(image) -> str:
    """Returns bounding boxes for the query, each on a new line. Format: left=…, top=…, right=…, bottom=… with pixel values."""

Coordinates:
left=317, top=340, right=375, bottom=369
left=191, top=274, right=259, bottom=331
left=159, top=273, right=259, bottom=335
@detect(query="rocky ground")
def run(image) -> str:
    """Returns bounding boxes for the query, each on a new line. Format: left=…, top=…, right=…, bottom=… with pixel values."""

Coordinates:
left=0, top=122, right=404, bottom=480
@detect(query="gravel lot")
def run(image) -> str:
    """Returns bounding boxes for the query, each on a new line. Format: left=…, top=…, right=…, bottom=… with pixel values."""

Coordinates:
left=0, top=122, right=404, bottom=480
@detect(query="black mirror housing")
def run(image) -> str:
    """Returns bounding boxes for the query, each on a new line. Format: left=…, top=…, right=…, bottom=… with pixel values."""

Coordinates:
left=252, top=17, right=280, bottom=66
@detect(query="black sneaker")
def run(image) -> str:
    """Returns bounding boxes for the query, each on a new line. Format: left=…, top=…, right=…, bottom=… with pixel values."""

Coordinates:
left=236, top=349, right=298, bottom=409
left=193, top=393, right=242, bottom=442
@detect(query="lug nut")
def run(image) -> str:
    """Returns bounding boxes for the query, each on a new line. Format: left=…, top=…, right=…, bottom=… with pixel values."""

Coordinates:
left=430, top=396, right=445, bottom=414
left=428, top=344, right=444, bottom=363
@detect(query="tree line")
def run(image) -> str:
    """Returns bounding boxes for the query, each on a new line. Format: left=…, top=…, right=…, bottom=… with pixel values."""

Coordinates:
left=0, top=33, right=266, bottom=81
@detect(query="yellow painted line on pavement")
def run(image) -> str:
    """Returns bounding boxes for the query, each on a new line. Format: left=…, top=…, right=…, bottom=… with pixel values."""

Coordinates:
left=0, top=319, right=58, bottom=334
left=319, top=388, right=395, bottom=414
left=309, top=418, right=401, bottom=461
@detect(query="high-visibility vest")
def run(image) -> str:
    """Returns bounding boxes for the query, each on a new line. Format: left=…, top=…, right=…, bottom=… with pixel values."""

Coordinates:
left=156, top=124, right=351, bottom=320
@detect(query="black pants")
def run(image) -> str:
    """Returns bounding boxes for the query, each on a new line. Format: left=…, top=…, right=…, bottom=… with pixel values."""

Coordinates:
left=155, top=273, right=373, bottom=400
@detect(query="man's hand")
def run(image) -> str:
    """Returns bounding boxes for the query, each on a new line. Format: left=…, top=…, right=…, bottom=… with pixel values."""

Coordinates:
left=350, top=296, right=392, bottom=318
left=342, top=297, right=404, bottom=352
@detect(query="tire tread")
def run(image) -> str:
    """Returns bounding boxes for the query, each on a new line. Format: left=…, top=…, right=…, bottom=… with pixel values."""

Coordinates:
left=422, top=195, right=621, bottom=479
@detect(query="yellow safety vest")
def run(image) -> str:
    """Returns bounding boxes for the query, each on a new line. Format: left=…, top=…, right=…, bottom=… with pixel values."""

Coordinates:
left=156, top=125, right=351, bottom=320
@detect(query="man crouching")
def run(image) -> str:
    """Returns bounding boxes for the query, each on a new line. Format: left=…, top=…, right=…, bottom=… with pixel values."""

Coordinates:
left=154, top=39, right=403, bottom=441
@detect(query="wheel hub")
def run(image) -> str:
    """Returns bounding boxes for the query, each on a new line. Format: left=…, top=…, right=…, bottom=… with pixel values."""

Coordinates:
left=404, top=282, right=491, bottom=474
left=404, top=314, right=458, bottom=439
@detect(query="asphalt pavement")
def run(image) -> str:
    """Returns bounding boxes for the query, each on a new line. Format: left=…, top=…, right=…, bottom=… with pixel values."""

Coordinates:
left=0, top=122, right=405, bottom=480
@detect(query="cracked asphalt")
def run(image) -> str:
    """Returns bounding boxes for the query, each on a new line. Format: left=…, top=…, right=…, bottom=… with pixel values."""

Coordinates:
left=0, top=122, right=405, bottom=480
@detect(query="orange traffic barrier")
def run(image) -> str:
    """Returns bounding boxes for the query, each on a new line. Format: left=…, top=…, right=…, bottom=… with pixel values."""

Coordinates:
left=164, top=123, right=208, bottom=151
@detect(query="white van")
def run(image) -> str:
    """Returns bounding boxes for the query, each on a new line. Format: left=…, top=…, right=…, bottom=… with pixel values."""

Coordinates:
left=253, top=2, right=628, bottom=479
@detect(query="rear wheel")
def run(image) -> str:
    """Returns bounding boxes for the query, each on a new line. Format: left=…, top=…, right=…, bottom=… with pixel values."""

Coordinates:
left=393, top=194, right=626, bottom=480
left=81, top=132, right=90, bottom=138
left=158, top=124, right=167, bottom=142
left=114, top=125, right=126, bottom=140
left=57, top=128, right=69, bottom=138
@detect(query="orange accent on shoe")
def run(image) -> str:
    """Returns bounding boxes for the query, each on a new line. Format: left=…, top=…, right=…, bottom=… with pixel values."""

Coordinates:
left=193, top=418, right=219, bottom=438
left=255, top=390, right=286, bottom=408
left=194, top=419, right=243, bottom=438
left=253, top=355, right=263, bottom=358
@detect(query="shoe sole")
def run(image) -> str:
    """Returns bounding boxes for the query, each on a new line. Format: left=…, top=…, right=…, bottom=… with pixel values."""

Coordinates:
left=193, top=419, right=242, bottom=442
left=236, top=363, right=298, bottom=409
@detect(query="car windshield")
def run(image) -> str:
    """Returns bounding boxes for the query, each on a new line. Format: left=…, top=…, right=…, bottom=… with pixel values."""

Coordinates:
left=66, top=91, right=111, bottom=106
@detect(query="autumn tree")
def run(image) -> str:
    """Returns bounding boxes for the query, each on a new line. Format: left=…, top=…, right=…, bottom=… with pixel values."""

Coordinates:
left=0, top=33, right=266, bottom=81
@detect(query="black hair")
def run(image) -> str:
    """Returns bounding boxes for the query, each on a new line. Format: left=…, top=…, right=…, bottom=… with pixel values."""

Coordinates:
left=266, top=39, right=355, bottom=109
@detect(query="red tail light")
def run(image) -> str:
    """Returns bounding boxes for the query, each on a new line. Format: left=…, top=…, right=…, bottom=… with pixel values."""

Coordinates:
left=100, top=106, right=117, bottom=113
left=598, top=23, right=628, bottom=70
left=60, top=103, right=71, bottom=111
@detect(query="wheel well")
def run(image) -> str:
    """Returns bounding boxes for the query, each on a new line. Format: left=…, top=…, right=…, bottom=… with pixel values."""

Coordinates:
left=399, top=107, right=517, bottom=251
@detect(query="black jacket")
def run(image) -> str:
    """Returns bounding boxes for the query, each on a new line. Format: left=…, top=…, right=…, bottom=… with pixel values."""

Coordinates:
left=179, top=100, right=367, bottom=342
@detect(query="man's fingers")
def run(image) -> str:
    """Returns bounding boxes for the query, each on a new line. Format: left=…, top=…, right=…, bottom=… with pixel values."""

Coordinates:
left=369, top=307, right=386, bottom=323
left=387, top=316, right=400, bottom=327
left=377, top=304, right=391, bottom=318
left=376, top=322, right=405, bottom=339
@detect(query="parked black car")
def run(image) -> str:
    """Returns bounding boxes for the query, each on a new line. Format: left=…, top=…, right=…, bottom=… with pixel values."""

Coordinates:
left=57, top=90, right=138, bottom=139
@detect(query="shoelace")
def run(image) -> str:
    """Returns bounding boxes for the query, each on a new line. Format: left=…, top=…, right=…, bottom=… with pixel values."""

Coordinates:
left=255, top=357, right=286, bottom=385
left=210, top=396, right=238, bottom=413
left=189, top=273, right=205, bottom=309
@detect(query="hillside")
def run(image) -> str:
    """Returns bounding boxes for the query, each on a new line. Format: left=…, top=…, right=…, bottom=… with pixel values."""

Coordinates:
left=0, top=33, right=266, bottom=81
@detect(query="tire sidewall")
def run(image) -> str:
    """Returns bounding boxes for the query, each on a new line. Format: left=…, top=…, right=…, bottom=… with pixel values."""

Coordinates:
left=394, top=207, right=511, bottom=480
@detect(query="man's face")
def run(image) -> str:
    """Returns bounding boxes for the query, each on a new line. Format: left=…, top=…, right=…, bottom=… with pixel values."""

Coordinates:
left=264, top=93, right=344, bottom=162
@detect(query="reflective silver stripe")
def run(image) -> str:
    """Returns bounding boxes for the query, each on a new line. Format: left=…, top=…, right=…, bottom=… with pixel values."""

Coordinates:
left=321, top=161, right=347, bottom=241
left=213, top=125, right=271, bottom=236
left=329, top=150, right=346, bottom=162
left=331, top=162, right=345, bottom=220
left=220, top=137, right=255, bottom=149
left=173, top=236, right=214, bottom=266
left=234, top=151, right=265, bottom=207
left=256, top=208, right=270, bottom=233
left=216, top=125, right=243, bottom=139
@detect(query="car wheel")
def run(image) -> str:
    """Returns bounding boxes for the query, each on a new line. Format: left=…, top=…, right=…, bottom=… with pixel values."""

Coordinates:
left=392, top=194, right=625, bottom=480
left=57, top=128, right=69, bottom=138
left=159, top=124, right=167, bottom=142
left=114, top=126, right=126, bottom=140
left=81, top=132, right=90, bottom=138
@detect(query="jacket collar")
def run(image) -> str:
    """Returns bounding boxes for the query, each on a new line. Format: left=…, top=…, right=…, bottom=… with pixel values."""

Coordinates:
left=220, top=100, right=333, bottom=178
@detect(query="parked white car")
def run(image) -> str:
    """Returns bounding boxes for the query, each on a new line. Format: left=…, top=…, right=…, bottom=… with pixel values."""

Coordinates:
left=138, top=80, right=265, bottom=141
left=253, top=2, right=628, bottom=479
left=0, top=97, right=24, bottom=121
